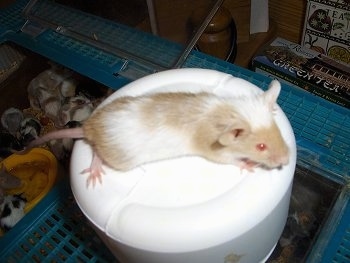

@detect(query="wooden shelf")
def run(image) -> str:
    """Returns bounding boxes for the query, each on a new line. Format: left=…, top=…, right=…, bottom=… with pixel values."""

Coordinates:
left=233, top=20, right=277, bottom=68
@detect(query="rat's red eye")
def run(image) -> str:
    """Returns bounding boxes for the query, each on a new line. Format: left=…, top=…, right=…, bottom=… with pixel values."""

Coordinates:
left=256, top=143, right=267, bottom=151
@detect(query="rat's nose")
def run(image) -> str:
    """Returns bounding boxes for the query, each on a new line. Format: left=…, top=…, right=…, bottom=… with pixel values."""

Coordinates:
left=280, top=154, right=289, bottom=166
left=270, top=153, right=289, bottom=168
left=274, top=144, right=290, bottom=167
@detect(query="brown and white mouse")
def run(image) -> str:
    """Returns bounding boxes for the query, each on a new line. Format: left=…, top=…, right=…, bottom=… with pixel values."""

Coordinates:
left=19, top=80, right=289, bottom=187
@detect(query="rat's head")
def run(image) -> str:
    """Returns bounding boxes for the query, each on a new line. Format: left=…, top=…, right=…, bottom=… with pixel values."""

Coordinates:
left=215, top=80, right=290, bottom=169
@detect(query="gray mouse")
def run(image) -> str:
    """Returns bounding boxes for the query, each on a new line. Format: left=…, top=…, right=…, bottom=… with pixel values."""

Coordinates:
left=19, top=80, right=289, bottom=187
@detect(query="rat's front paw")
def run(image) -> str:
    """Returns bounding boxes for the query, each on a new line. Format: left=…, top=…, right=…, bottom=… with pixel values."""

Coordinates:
left=238, top=159, right=258, bottom=173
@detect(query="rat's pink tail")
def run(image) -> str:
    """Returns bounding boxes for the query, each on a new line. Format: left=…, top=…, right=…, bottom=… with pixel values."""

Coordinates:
left=15, top=127, right=85, bottom=155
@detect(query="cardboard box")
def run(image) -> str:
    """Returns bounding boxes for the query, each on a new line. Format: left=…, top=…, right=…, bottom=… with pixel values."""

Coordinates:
left=301, top=0, right=350, bottom=65
left=252, top=37, right=350, bottom=108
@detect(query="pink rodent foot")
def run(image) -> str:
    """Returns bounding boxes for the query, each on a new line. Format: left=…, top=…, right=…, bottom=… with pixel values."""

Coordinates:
left=81, top=153, right=105, bottom=188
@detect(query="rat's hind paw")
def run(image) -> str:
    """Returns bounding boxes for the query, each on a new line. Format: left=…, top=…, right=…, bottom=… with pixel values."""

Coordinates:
left=81, top=153, right=105, bottom=188
left=81, top=168, right=104, bottom=188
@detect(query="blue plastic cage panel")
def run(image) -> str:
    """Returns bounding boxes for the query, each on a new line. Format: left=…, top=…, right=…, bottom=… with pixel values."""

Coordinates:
left=23, top=0, right=184, bottom=69
left=1, top=0, right=224, bottom=86
left=0, top=180, right=118, bottom=263
left=0, top=0, right=27, bottom=33
left=29, top=0, right=183, bottom=63
left=305, top=187, right=350, bottom=263
left=0, top=0, right=185, bottom=88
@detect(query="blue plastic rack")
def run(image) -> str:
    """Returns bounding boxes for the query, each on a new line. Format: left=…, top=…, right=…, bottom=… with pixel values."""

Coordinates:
left=0, top=0, right=349, bottom=262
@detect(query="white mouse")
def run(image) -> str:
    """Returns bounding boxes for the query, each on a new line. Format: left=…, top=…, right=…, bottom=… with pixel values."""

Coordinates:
left=20, top=80, right=289, bottom=187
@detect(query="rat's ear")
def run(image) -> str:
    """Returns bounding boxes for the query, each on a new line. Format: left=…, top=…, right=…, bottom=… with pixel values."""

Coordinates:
left=263, top=80, right=281, bottom=111
left=217, top=119, right=251, bottom=146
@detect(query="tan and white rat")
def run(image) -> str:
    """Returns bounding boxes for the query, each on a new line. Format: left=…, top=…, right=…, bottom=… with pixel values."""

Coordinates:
left=20, top=80, right=289, bottom=187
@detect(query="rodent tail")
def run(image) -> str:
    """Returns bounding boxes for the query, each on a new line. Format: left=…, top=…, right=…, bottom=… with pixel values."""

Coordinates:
left=14, top=127, right=85, bottom=155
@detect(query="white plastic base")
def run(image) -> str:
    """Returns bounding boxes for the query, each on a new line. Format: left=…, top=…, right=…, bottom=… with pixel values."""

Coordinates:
left=70, top=68, right=296, bottom=263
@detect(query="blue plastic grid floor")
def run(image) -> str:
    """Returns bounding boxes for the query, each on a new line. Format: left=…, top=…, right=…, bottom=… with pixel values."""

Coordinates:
left=0, top=180, right=117, bottom=263
left=0, top=1, right=350, bottom=262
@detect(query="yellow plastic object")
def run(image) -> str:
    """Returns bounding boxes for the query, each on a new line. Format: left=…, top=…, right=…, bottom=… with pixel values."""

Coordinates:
left=1, top=148, right=58, bottom=213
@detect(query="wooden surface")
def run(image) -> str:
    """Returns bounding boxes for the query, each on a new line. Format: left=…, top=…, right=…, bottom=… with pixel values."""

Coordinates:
left=234, top=20, right=277, bottom=68
left=233, top=1, right=307, bottom=68
left=223, top=0, right=250, bottom=43
left=152, top=0, right=214, bottom=44
left=194, top=6, right=234, bottom=60
left=0, top=0, right=15, bottom=8
left=269, top=0, right=306, bottom=44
